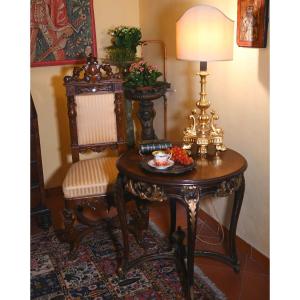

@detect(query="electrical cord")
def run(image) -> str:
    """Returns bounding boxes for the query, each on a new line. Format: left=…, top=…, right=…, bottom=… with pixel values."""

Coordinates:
left=195, top=198, right=224, bottom=246
left=181, top=197, right=225, bottom=246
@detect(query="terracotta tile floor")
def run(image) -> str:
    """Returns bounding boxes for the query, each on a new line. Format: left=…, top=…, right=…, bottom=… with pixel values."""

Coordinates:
left=149, top=202, right=269, bottom=300
left=32, top=193, right=269, bottom=300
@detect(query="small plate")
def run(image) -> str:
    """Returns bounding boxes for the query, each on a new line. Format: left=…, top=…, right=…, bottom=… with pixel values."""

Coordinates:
left=140, top=159, right=196, bottom=175
left=148, top=159, right=174, bottom=170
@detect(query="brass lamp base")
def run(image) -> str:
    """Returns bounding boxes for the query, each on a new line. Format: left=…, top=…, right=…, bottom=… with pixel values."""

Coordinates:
left=182, top=62, right=226, bottom=157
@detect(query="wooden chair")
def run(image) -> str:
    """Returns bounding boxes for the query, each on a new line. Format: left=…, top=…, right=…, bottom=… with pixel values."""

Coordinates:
left=61, top=55, right=127, bottom=257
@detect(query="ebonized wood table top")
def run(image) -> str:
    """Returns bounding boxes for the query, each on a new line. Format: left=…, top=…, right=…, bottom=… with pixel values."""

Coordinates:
left=117, top=148, right=247, bottom=186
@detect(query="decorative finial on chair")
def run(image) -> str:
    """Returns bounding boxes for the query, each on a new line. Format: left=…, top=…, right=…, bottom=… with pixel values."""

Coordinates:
left=64, top=55, right=118, bottom=84
left=83, top=54, right=102, bottom=82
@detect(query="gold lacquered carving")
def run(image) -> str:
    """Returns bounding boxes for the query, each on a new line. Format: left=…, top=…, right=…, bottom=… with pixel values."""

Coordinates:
left=125, top=179, right=167, bottom=202
left=181, top=186, right=201, bottom=225
left=183, top=72, right=226, bottom=156
left=216, top=175, right=242, bottom=197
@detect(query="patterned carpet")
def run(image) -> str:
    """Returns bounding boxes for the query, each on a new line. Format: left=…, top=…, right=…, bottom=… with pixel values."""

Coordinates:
left=31, top=218, right=226, bottom=299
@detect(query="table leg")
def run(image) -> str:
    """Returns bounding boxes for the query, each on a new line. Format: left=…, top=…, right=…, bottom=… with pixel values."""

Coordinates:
left=173, top=226, right=187, bottom=292
left=169, top=198, right=177, bottom=244
left=115, top=173, right=129, bottom=274
left=229, top=174, right=245, bottom=272
left=183, top=187, right=201, bottom=300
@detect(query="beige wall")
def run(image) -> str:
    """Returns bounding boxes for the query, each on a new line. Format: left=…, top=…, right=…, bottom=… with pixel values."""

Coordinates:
left=139, top=0, right=269, bottom=256
left=30, top=0, right=140, bottom=187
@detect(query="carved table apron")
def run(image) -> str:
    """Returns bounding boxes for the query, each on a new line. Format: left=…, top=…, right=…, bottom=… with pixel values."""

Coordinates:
left=115, top=148, right=247, bottom=300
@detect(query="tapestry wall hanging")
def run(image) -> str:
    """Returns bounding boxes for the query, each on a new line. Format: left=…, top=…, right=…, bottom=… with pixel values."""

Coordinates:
left=236, top=0, right=269, bottom=48
left=30, top=0, right=97, bottom=67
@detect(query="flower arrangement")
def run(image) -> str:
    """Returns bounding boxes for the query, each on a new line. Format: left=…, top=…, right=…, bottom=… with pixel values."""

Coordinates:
left=124, top=60, right=162, bottom=89
left=105, top=26, right=142, bottom=65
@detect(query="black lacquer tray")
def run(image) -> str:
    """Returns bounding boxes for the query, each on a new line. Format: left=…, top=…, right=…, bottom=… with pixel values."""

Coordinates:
left=140, top=159, right=196, bottom=175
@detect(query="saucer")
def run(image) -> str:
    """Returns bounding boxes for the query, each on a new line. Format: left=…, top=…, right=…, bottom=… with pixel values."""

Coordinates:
left=148, top=159, right=174, bottom=170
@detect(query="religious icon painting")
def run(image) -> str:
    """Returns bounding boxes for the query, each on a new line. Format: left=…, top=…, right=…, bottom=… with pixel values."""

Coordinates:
left=30, top=0, right=97, bottom=67
left=236, top=0, right=269, bottom=48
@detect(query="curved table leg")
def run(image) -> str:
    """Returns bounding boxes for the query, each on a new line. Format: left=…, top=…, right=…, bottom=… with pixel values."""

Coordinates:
left=115, top=173, right=129, bottom=275
left=229, top=174, right=245, bottom=272
left=184, top=186, right=201, bottom=300
left=194, top=175, right=246, bottom=272
left=169, top=198, right=177, bottom=244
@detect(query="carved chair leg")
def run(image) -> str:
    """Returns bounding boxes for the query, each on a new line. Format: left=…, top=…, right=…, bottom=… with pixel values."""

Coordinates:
left=62, top=208, right=78, bottom=258
left=115, top=174, right=129, bottom=275
left=105, top=194, right=115, bottom=213
left=127, top=200, right=150, bottom=245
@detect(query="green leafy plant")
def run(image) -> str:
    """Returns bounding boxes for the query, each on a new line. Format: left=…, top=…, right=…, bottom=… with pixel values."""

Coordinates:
left=124, top=60, right=162, bottom=89
left=105, top=47, right=137, bottom=65
left=108, top=26, right=142, bottom=51
left=105, top=26, right=142, bottom=65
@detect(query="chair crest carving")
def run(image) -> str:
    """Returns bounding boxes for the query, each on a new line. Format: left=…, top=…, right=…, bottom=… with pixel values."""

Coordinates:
left=64, top=54, right=120, bottom=84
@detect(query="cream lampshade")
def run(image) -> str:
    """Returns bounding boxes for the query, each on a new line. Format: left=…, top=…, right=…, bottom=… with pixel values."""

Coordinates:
left=176, top=5, right=234, bottom=62
left=176, top=5, right=234, bottom=156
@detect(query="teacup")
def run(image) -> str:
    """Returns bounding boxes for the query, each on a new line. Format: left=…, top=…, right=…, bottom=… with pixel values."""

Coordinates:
left=152, top=150, right=172, bottom=166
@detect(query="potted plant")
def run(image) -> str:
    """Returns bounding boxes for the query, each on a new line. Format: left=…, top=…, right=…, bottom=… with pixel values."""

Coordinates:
left=124, top=60, right=170, bottom=100
left=105, top=26, right=142, bottom=67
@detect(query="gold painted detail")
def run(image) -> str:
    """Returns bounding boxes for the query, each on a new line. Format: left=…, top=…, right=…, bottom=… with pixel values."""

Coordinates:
left=182, top=72, right=226, bottom=156
left=216, top=175, right=242, bottom=197
left=125, top=179, right=167, bottom=202
left=182, top=186, right=201, bottom=223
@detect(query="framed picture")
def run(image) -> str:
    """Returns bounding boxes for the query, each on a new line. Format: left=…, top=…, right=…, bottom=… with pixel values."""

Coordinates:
left=31, top=0, right=97, bottom=67
left=236, top=0, right=269, bottom=48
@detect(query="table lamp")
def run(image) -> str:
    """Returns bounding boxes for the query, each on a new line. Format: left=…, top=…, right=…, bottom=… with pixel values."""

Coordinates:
left=176, top=5, right=234, bottom=157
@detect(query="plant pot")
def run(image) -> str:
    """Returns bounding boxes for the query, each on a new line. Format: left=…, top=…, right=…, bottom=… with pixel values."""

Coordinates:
left=124, top=81, right=171, bottom=101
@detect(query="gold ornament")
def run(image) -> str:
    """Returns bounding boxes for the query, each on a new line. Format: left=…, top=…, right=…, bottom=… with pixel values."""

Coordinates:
left=183, top=71, right=226, bottom=157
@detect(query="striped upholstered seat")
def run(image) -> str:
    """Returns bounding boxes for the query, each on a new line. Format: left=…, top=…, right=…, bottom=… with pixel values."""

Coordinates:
left=62, top=156, right=118, bottom=199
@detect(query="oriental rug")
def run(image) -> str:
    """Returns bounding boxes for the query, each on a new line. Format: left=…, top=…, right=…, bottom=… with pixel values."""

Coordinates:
left=31, top=218, right=226, bottom=299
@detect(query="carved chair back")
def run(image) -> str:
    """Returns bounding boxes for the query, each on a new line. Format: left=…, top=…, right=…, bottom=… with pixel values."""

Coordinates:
left=64, top=55, right=127, bottom=162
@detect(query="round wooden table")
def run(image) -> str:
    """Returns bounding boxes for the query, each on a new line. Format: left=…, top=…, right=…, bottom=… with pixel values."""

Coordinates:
left=115, top=148, right=247, bottom=300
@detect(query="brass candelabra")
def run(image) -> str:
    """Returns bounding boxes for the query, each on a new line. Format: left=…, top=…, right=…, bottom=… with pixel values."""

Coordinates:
left=182, top=62, right=226, bottom=157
